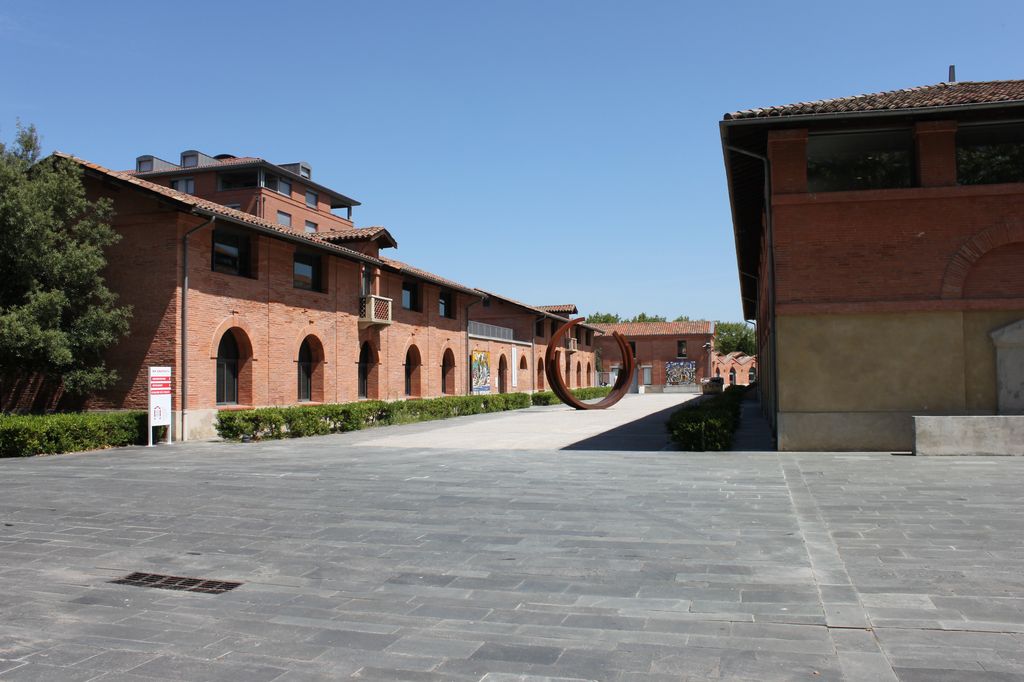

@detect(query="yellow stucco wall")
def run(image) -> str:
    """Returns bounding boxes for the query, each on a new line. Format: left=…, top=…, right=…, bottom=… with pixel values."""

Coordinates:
left=775, top=310, right=1024, bottom=450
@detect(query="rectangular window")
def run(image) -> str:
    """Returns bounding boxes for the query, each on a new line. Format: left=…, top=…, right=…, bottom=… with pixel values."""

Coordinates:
left=629, top=341, right=637, bottom=357
left=677, top=340, right=687, bottom=358
left=550, top=319, right=558, bottom=336
left=293, top=252, right=322, bottom=291
left=137, top=158, right=153, bottom=172
left=361, top=266, right=373, bottom=296
left=170, top=177, right=195, bottom=194
left=181, top=153, right=198, bottom=168
left=277, top=211, right=292, bottom=227
left=807, top=129, right=914, bottom=192
left=535, top=319, right=544, bottom=337
left=439, top=291, right=454, bottom=319
left=642, top=366, right=652, bottom=385
left=304, top=220, right=318, bottom=234
left=263, top=174, right=291, bottom=196
left=218, top=171, right=258, bottom=190
left=586, top=330, right=593, bottom=345
left=306, top=190, right=318, bottom=208
left=957, top=122, right=1024, bottom=185
left=212, top=229, right=252, bottom=277
left=402, top=281, right=420, bottom=311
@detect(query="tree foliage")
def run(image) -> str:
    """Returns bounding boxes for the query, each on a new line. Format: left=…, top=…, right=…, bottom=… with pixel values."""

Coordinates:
left=714, top=321, right=755, bottom=355
left=0, top=124, right=132, bottom=396
left=629, top=312, right=666, bottom=323
left=586, top=311, right=621, bottom=324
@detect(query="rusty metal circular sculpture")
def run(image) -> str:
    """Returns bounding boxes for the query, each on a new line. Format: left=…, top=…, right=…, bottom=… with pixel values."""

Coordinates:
left=544, top=317, right=635, bottom=410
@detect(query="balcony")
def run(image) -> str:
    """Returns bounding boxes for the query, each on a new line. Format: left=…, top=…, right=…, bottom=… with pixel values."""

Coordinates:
left=359, top=295, right=392, bottom=328
left=565, top=337, right=578, bottom=353
left=468, top=320, right=514, bottom=342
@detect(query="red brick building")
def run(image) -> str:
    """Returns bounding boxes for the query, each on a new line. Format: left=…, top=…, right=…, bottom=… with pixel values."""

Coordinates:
left=593, top=321, right=715, bottom=391
left=721, top=79, right=1024, bottom=450
left=712, top=352, right=757, bottom=387
left=45, top=151, right=595, bottom=439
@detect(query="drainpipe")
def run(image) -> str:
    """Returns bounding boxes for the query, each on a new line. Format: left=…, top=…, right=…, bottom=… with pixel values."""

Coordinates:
left=725, top=144, right=778, bottom=431
left=464, top=296, right=484, bottom=394
left=181, top=215, right=216, bottom=441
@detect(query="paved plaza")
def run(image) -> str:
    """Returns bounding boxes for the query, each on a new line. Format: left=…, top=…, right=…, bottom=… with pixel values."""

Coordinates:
left=1, top=397, right=1023, bottom=681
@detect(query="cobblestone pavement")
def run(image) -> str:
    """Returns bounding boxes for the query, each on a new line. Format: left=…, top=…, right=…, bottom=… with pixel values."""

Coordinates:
left=1, top=407, right=1023, bottom=681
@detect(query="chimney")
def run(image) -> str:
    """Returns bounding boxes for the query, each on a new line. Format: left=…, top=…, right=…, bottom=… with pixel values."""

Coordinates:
left=948, top=65, right=956, bottom=83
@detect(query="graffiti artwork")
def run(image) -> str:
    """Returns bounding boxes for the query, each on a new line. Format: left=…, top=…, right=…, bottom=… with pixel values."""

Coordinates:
left=665, top=360, right=697, bottom=385
left=471, top=350, right=491, bottom=393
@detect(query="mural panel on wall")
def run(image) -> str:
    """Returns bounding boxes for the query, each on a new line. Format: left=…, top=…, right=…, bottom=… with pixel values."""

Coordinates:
left=471, top=350, right=491, bottom=393
left=665, top=360, right=697, bottom=385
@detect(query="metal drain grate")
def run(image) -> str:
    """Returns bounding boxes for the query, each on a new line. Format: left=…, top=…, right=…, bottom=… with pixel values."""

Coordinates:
left=110, top=572, right=242, bottom=594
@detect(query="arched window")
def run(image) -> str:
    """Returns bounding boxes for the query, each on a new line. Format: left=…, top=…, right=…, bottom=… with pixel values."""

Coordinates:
left=537, top=358, right=545, bottom=390
left=716, top=367, right=721, bottom=377
left=216, top=332, right=239, bottom=405
left=748, top=368, right=756, bottom=383
left=519, top=355, right=528, bottom=370
left=565, top=356, right=572, bottom=387
left=358, top=342, right=374, bottom=399
left=297, top=338, right=313, bottom=402
left=586, top=362, right=592, bottom=387
left=441, top=349, right=456, bottom=395
left=498, top=355, right=508, bottom=394
left=729, top=368, right=736, bottom=385
left=575, top=361, right=582, bottom=387
left=405, top=345, right=422, bottom=397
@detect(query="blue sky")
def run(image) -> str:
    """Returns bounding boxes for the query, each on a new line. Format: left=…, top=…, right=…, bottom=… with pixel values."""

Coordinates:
left=2, top=1, right=1022, bottom=321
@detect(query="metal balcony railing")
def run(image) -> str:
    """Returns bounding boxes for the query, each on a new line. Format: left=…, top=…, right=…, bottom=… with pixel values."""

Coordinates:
left=359, top=295, right=392, bottom=327
left=468, top=320, right=514, bottom=341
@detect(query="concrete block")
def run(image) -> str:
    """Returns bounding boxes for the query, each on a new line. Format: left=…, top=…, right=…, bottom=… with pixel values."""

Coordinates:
left=914, top=416, right=1024, bottom=456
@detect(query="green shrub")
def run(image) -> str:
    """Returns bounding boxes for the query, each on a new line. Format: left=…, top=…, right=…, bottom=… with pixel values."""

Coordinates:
left=666, top=385, right=748, bottom=451
left=215, top=392, right=534, bottom=441
left=531, top=386, right=612, bottom=406
left=0, top=411, right=151, bottom=457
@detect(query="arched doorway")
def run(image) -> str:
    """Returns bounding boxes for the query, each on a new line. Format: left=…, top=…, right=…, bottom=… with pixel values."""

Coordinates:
left=586, top=362, right=592, bottom=387
left=441, top=348, right=456, bottom=394
left=565, top=355, right=572, bottom=388
left=519, top=354, right=528, bottom=388
left=575, top=361, right=582, bottom=387
left=536, top=358, right=545, bottom=390
left=297, top=338, right=313, bottom=402
left=498, top=355, right=508, bottom=394
left=358, top=341, right=377, bottom=399
left=216, top=332, right=239, bottom=405
left=405, top=345, right=422, bottom=397
left=729, top=367, right=736, bottom=385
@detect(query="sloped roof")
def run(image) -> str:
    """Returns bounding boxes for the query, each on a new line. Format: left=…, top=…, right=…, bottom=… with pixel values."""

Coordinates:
left=475, top=291, right=603, bottom=332
left=321, top=225, right=398, bottom=249
left=537, top=304, right=578, bottom=314
left=724, top=80, right=1024, bottom=120
left=594, top=321, right=714, bottom=336
left=378, top=256, right=480, bottom=296
left=714, top=351, right=757, bottom=365
left=57, top=152, right=379, bottom=261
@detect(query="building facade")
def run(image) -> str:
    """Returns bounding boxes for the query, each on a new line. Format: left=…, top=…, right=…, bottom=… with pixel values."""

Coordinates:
left=593, top=321, right=715, bottom=391
left=45, top=151, right=596, bottom=439
left=721, top=79, right=1024, bottom=450
left=711, top=352, right=758, bottom=387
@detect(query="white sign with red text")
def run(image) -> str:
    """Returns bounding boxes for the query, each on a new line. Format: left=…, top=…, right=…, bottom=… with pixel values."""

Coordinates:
left=148, top=366, right=172, bottom=445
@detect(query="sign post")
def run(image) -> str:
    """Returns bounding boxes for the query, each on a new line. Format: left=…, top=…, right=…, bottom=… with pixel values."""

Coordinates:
left=148, top=366, right=172, bottom=446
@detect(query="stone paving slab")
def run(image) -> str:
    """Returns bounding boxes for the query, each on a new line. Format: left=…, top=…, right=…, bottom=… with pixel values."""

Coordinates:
left=1, top=404, right=1023, bottom=680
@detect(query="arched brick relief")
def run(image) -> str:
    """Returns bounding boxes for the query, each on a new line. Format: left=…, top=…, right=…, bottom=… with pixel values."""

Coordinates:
left=209, top=316, right=257, bottom=360
left=941, top=222, right=1024, bottom=299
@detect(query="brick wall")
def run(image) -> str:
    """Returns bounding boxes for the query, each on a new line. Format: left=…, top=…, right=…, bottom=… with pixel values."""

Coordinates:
left=593, top=333, right=714, bottom=386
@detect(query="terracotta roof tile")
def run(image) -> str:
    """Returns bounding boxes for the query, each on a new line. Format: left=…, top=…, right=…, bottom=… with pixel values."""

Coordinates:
left=537, top=304, right=578, bottom=314
left=594, top=321, right=714, bottom=336
left=475, top=291, right=603, bottom=332
left=724, top=80, right=1024, bottom=120
left=321, top=225, right=398, bottom=248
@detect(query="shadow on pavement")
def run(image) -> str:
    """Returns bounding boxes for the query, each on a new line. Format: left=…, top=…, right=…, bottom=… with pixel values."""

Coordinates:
left=561, top=400, right=688, bottom=451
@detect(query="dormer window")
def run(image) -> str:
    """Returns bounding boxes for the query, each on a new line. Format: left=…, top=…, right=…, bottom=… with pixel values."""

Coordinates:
left=182, top=153, right=198, bottom=168
left=137, top=158, right=153, bottom=172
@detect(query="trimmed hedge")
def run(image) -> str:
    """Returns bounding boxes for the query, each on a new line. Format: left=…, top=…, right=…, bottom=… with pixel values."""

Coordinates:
left=215, top=393, right=533, bottom=441
left=531, top=386, right=614, bottom=406
left=666, top=385, right=748, bottom=451
left=0, top=411, right=152, bottom=458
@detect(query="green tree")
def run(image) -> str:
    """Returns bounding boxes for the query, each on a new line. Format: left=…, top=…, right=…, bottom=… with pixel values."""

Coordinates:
left=0, top=124, right=132, bottom=397
left=714, top=321, right=755, bottom=355
left=673, top=314, right=691, bottom=322
left=630, top=312, right=667, bottom=323
left=586, top=311, right=621, bottom=324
